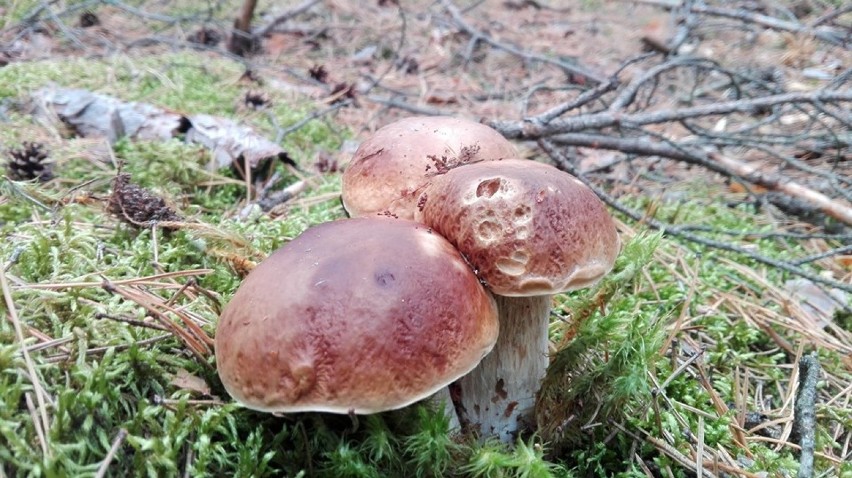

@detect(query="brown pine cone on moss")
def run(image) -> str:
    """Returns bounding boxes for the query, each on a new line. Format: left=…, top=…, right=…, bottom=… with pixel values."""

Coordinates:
left=107, top=173, right=182, bottom=229
left=6, top=142, right=53, bottom=182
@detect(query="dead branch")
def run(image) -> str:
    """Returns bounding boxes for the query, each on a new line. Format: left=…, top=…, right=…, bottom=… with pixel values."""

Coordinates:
left=440, top=0, right=607, bottom=84
left=255, top=0, right=324, bottom=38
left=811, top=6, right=852, bottom=28
left=518, top=53, right=655, bottom=122
left=489, top=47, right=851, bottom=234
left=709, top=152, right=852, bottom=226
left=630, top=0, right=849, bottom=46
left=539, top=140, right=852, bottom=295
left=228, top=0, right=259, bottom=56
left=793, top=353, right=820, bottom=478
left=492, top=90, right=852, bottom=139
left=547, top=133, right=852, bottom=226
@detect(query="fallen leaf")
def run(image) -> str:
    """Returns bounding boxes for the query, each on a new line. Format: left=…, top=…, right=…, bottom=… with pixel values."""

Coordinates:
left=170, top=368, right=211, bottom=396
left=784, top=278, right=847, bottom=329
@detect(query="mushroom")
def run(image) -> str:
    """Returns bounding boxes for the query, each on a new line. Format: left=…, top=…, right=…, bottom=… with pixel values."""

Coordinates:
left=215, top=217, right=499, bottom=414
left=341, top=116, right=518, bottom=220
left=415, top=159, right=620, bottom=443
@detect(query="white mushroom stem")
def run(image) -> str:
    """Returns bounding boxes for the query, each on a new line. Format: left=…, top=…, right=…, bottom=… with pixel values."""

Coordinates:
left=429, top=387, right=462, bottom=432
left=454, top=295, right=551, bottom=444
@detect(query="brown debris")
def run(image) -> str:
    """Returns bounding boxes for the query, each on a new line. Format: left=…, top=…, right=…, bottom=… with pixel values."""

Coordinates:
left=187, top=27, right=222, bottom=47
left=243, top=90, right=271, bottom=110
left=395, top=56, right=419, bottom=75
left=228, top=0, right=259, bottom=57
left=238, top=69, right=263, bottom=84
left=425, top=144, right=482, bottom=175
left=503, top=0, right=542, bottom=10
left=107, top=173, right=182, bottom=229
left=327, top=82, right=357, bottom=104
left=315, top=150, right=338, bottom=173
left=79, top=11, right=100, bottom=28
left=309, top=64, right=329, bottom=83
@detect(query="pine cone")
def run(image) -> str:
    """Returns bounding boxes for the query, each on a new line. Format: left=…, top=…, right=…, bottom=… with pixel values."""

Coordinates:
left=107, top=173, right=182, bottom=229
left=6, top=142, right=53, bottom=182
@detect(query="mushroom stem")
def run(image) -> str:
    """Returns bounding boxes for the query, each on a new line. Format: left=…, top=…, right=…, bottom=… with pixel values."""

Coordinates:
left=454, top=294, right=551, bottom=444
left=429, top=387, right=462, bottom=432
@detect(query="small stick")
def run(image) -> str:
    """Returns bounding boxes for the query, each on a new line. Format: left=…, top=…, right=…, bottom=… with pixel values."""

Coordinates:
left=255, top=0, right=323, bottom=38
left=655, top=348, right=705, bottom=392
left=794, top=353, right=820, bottom=478
left=228, top=0, right=259, bottom=56
left=1, top=267, right=51, bottom=458
left=18, top=269, right=213, bottom=290
left=94, top=428, right=128, bottom=478
left=154, top=396, right=227, bottom=406
left=95, top=312, right=170, bottom=331
left=25, top=393, right=48, bottom=459
left=696, top=416, right=705, bottom=478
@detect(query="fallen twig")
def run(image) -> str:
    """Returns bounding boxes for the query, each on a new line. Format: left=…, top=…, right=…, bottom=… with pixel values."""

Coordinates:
left=546, top=133, right=852, bottom=226
left=440, top=0, right=607, bottom=84
left=257, top=179, right=308, bottom=212
left=102, top=282, right=214, bottom=367
left=255, top=0, right=324, bottom=38
left=228, top=0, right=259, bottom=56
left=94, top=428, right=128, bottom=478
left=1, top=265, right=51, bottom=459
left=794, top=353, right=820, bottom=478
left=629, top=0, right=849, bottom=46
left=492, top=90, right=852, bottom=139
left=14, top=269, right=213, bottom=290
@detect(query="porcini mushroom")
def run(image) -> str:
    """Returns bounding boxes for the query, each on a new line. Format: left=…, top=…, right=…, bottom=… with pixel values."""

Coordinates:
left=215, top=217, right=499, bottom=414
left=341, top=116, right=517, bottom=220
left=415, top=159, right=620, bottom=443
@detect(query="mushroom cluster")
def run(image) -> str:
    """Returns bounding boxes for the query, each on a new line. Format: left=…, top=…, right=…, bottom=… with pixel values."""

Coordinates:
left=215, top=116, right=620, bottom=445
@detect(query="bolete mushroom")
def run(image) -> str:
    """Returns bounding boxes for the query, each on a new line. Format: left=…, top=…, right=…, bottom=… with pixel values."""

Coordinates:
left=415, top=159, right=620, bottom=442
left=215, top=217, right=499, bottom=414
left=341, top=116, right=518, bottom=220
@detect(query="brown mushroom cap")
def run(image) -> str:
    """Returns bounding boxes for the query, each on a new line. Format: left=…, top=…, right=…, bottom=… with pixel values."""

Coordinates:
left=215, top=217, right=499, bottom=414
left=341, top=116, right=518, bottom=220
left=415, top=159, right=620, bottom=297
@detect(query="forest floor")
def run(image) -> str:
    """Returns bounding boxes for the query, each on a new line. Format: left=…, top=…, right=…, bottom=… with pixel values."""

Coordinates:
left=0, top=1, right=850, bottom=476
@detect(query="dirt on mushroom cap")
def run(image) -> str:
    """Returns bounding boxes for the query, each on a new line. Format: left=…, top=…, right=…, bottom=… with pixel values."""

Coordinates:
left=341, top=116, right=518, bottom=220
left=416, top=159, right=620, bottom=297
left=214, top=217, right=499, bottom=414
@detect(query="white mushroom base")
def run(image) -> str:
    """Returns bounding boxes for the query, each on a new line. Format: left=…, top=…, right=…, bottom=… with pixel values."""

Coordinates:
left=454, top=295, right=551, bottom=443
left=429, top=386, right=462, bottom=432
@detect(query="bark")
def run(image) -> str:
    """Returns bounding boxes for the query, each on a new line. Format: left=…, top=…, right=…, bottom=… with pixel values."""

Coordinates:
left=228, top=0, right=258, bottom=56
left=794, top=353, right=820, bottom=478
left=455, top=295, right=551, bottom=443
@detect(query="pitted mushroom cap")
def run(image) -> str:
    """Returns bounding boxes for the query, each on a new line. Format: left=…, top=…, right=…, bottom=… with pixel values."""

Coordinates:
left=215, top=218, right=499, bottom=414
left=415, top=159, right=620, bottom=297
left=342, top=116, right=517, bottom=220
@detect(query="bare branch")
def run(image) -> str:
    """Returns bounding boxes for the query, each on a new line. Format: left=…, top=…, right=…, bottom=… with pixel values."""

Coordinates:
left=525, top=54, right=654, bottom=125
left=550, top=132, right=852, bottom=226
left=708, top=151, right=852, bottom=226
left=440, top=0, right=607, bottom=85
left=255, top=0, right=324, bottom=38
left=794, top=353, right=820, bottom=478
left=228, top=0, right=259, bottom=56
left=630, top=0, right=849, bottom=46
left=539, top=140, right=852, bottom=294
left=493, top=89, right=852, bottom=139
